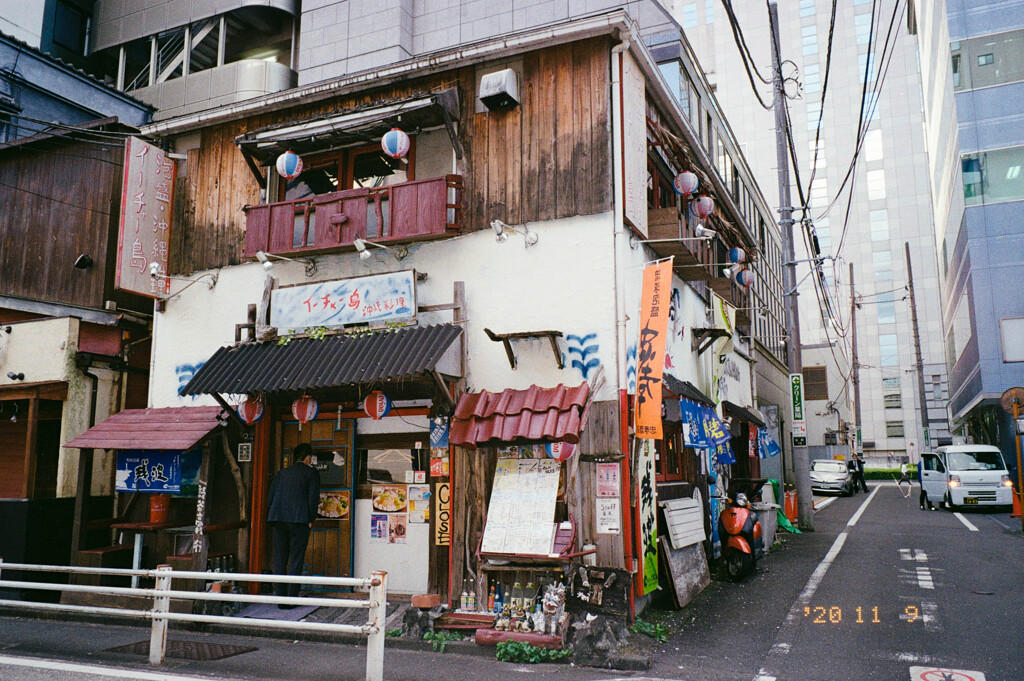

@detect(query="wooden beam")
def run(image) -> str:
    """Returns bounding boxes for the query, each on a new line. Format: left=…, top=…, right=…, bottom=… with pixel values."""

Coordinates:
left=70, top=447, right=94, bottom=554
left=0, top=381, right=68, bottom=402
left=22, top=397, right=39, bottom=498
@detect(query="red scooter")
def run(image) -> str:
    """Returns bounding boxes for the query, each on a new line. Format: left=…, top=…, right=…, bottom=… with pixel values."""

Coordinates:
left=718, top=491, right=764, bottom=581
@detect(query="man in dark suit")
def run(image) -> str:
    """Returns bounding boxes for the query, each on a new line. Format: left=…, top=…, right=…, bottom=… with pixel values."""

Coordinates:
left=267, top=442, right=320, bottom=606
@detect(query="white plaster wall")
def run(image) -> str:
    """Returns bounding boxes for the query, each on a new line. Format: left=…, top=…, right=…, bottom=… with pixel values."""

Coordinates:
left=149, top=211, right=623, bottom=407
left=0, top=317, right=76, bottom=386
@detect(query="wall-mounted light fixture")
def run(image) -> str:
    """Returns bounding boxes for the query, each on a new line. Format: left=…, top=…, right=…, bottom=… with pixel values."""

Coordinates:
left=73, top=254, right=93, bottom=270
left=149, top=262, right=219, bottom=292
left=629, top=225, right=716, bottom=250
left=6, top=371, right=24, bottom=381
left=9, top=403, right=18, bottom=423
left=491, top=219, right=538, bottom=247
left=255, top=250, right=318, bottom=276
left=353, top=238, right=408, bottom=261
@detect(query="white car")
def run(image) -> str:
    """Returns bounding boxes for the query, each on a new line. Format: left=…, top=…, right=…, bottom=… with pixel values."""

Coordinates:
left=920, top=445, right=1014, bottom=510
left=809, top=459, right=854, bottom=496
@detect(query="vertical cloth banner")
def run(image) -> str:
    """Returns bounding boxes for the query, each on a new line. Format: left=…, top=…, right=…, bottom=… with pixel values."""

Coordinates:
left=635, top=258, right=673, bottom=439
left=636, top=438, right=658, bottom=595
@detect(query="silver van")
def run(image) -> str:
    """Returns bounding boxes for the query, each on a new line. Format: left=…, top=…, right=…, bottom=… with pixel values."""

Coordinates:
left=920, top=445, right=1014, bottom=510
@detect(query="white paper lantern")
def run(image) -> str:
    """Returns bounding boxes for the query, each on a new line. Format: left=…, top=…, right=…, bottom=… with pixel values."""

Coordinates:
left=381, top=128, right=411, bottom=159
left=275, top=150, right=303, bottom=179
left=673, top=171, right=699, bottom=196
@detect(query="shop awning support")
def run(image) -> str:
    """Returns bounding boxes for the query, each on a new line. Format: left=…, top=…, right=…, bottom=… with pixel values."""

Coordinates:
left=431, top=371, right=455, bottom=409
left=211, top=392, right=248, bottom=429
left=691, top=328, right=731, bottom=356
left=483, top=328, right=564, bottom=370
left=240, top=147, right=267, bottom=189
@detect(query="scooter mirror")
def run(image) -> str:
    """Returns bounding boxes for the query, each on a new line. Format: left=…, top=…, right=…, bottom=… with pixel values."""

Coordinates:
left=707, top=473, right=717, bottom=484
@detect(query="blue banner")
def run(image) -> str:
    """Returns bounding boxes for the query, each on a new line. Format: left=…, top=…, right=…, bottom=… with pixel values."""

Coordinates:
left=115, top=450, right=183, bottom=493
left=757, top=428, right=782, bottom=459
left=680, top=399, right=708, bottom=448
left=430, top=416, right=449, bottom=448
left=716, top=442, right=737, bottom=465
left=702, top=407, right=732, bottom=446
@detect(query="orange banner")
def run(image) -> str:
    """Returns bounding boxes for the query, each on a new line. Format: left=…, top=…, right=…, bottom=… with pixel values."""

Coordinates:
left=634, top=258, right=672, bottom=439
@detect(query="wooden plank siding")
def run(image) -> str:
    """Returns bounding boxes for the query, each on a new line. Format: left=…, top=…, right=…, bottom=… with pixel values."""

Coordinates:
left=169, top=38, right=612, bottom=276
left=0, top=139, right=126, bottom=309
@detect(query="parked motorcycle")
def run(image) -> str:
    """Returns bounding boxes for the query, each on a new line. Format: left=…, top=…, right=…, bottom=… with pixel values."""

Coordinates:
left=718, top=492, right=764, bottom=581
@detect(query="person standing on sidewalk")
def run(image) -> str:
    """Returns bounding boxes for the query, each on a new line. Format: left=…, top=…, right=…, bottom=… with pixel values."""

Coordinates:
left=897, top=461, right=911, bottom=497
left=853, top=453, right=869, bottom=493
left=267, top=443, right=320, bottom=607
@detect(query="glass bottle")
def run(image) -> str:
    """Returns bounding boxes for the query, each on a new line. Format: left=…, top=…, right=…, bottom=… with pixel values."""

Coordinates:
left=523, top=579, right=537, bottom=612
left=494, top=581, right=503, bottom=613
left=510, top=579, right=523, bottom=610
left=468, top=586, right=477, bottom=612
left=488, top=584, right=496, bottom=611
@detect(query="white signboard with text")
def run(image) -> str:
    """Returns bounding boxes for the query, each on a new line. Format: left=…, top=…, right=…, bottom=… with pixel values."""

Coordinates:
left=115, top=137, right=176, bottom=297
left=270, top=270, right=416, bottom=334
left=621, top=52, right=648, bottom=237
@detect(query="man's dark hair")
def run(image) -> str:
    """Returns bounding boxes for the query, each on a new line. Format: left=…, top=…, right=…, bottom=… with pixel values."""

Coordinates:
left=293, top=443, right=313, bottom=461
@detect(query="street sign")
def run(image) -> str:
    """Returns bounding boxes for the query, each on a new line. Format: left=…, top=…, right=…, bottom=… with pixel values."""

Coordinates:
left=923, top=427, right=931, bottom=448
left=790, top=374, right=805, bottom=421
left=792, top=421, right=807, bottom=447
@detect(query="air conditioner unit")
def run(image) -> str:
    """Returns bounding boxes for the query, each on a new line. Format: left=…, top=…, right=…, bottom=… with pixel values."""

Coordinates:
left=479, top=68, right=520, bottom=110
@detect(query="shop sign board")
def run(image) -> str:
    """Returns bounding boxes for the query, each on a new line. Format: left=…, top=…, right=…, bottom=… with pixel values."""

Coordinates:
left=621, top=51, right=648, bottom=236
left=635, top=259, right=672, bottom=439
left=116, top=450, right=184, bottom=493
left=790, top=373, right=807, bottom=446
left=115, top=136, right=176, bottom=298
left=481, top=458, right=560, bottom=555
left=270, top=270, right=416, bottom=334
left=435, top=482, right=451, bottom=546
left=636, top=439, right=658, bottom=595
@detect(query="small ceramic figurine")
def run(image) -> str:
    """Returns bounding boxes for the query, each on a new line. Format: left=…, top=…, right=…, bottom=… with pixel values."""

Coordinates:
left=515, top=606, right=531, bottom=632
left=495, top=604, right=511, bottom=631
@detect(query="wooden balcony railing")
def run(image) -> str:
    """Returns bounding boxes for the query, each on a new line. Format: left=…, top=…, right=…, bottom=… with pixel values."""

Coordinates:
left=645, top=207, right=713, bottom=280
left=243, top=175, right=463, bottom=258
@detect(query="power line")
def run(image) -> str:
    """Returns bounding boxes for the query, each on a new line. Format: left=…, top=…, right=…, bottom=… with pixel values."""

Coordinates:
left=0, top=177, right=113, bottom=216
left=720, top=0, right=774, bottom=109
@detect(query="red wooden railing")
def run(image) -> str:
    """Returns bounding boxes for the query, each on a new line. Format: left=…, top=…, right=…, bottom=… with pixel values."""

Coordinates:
left=243, top=174, right=463, bottom=258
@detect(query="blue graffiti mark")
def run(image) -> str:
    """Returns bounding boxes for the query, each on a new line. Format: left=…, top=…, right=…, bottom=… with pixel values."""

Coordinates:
left=565, top=332, right=602, bottom=380
left=626, top=343, right=637, bottom=393
left=175, top=362, right=205, bottom=396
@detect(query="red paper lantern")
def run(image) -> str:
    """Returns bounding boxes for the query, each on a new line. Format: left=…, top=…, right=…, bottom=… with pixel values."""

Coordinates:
left=673, top=171, right=699, bottom=196
left=545, top=442, right=576, bottom=461
left=237, top=396, right=264, bottom=425
left=364, top=390, right=392, bottom=420
left=291, top=395, right=320, bottom=424
left=691, top=195, right=715, bottom=219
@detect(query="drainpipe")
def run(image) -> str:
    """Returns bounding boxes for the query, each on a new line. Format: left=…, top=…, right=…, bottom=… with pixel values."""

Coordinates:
left=70, top=352, right=100, bottom=552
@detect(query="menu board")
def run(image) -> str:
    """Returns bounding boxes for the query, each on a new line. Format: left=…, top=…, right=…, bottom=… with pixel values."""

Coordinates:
left=481, top=458, right=561, bottom=556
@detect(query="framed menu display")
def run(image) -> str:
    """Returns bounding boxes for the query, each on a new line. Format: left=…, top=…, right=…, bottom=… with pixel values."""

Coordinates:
left=480, top=458, right=561, bottom=556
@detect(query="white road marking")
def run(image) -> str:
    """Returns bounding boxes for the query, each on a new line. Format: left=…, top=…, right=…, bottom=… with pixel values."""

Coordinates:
left=987, top=514, right=1011, bottom=531
left=899, top=548, right=928, bottom=562
left=953, top=512, right=979, bottom=531
left=847, top=486, right=880, bottom=527
left=813, top=496, right=836, bottom=511
left=920, top=601, right=943, bottom=632
left=916, top=566, right=934, bottom=589
left=0, top=654, right=247, bottom=681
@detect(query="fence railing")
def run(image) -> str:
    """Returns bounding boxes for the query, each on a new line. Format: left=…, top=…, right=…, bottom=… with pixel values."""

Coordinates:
left=0, top=560, right=387, bottom=681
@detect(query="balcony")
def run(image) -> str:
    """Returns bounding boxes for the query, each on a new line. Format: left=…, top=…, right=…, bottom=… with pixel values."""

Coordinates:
left=645, top=207, right=713, bottom=280
left=243, top=175, right=463, bottom=259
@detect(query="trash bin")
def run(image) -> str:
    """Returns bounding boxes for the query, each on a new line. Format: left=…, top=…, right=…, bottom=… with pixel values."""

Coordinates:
left=751, top=502, right=779, bottom=552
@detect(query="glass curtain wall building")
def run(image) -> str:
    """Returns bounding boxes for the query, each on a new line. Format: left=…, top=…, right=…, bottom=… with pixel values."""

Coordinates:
left=675, top=0, right=954, bottom=462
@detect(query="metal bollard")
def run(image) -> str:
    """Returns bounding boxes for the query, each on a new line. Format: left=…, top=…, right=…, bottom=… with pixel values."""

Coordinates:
left=149, top=564, right=172, bottom=665
left=365, top=570, right=387, bottom=681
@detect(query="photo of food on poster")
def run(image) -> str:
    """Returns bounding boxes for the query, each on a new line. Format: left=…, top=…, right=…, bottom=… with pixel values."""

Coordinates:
left=371, top=484, right=407, bottom=512
left=389, top=513, right=408, bottom=544
left=317, top=490, right=350, bottom=519
left=370, top=513, right=388, bottom=544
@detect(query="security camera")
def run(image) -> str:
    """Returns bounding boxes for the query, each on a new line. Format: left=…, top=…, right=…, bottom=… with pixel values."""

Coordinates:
left=149, top=262, right=160, bottom=277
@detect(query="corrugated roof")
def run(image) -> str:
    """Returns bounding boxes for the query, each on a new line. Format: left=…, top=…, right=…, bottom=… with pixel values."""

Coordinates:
left=182, top=323, right=463, bottom=396
left=65, top=407, right=223, bottom=451
left=663, top=374, right=714, bottom=407
left=450, top=383, right=590, bottom=449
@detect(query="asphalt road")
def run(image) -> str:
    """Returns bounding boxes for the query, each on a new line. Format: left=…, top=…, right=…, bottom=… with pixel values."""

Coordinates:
left=0, top=482, right=1020, bottom=681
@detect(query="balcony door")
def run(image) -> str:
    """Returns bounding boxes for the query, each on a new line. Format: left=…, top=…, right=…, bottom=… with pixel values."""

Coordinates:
left=279, top=143, right=415, bottom=203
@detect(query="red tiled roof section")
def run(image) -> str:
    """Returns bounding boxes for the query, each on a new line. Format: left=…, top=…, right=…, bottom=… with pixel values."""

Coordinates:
left=65, top=406, right=224, bottom=451
left=450, top=383, right=590, bottom=449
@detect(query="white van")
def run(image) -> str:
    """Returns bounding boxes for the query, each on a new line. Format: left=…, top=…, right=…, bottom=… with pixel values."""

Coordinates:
left=920, top=445, right=1014, bottom=510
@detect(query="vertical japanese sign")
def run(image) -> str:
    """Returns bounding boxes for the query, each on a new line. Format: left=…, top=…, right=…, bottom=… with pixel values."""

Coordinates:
left=434, top=481, right=451, bottom=546
left=621, top=52, right=648, bottom=237
left=790, top=373, right=807, bottom=446
left=635, top=258, right=673, bottom=439
left=116, top=136, right=176, bottom=297
left=636, top=438, right=658, bottom=595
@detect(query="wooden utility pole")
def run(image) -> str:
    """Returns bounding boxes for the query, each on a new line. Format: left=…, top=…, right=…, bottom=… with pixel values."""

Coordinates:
left=904, top=242, right=930, bottom=461
left=770, top=1, right=813, bottom=531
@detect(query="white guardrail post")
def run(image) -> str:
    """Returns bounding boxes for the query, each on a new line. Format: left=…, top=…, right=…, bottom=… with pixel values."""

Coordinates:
left=365, top=570, right=387, bottom=681
left=149, top=565, right=172, bottom=665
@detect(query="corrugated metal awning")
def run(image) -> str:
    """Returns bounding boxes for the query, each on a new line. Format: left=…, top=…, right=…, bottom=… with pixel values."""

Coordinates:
left=235, top=88, right=461, bottom=165
left=65, top=407, right=223, bottom=451
left=450, top=383, right=590, bottom=450
left=663, top=375, right=714, bottom=407
left=181, top=323, right=463, bottom=397
left=722, top=400, right=766, bottom=428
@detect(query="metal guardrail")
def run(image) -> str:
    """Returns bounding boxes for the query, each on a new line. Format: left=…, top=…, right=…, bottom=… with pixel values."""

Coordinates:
left=0, top=560, right=388, bottom=681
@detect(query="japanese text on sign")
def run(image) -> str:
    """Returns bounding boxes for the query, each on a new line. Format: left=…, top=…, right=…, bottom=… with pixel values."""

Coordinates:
left=635, top=259, right=672, bottom=439
left=116, top=137, right=176, bottom=298
left=270, top=271, right=417, bottom=333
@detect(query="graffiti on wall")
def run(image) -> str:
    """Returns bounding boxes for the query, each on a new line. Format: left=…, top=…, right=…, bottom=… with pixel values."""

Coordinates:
left=565, top=333, right=601, bottom=381
left=175, top=361, right=205, bottom=396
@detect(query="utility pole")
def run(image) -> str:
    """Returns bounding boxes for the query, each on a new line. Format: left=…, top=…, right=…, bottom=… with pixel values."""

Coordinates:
left=770, top=1, right=813, bottom=531
left=850, top=263, right=861, bottom=456
left=905, top=241, right=929, bottom=461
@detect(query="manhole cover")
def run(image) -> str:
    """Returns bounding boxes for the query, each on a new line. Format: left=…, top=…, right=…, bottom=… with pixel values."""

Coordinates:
left=107, top=639, right=258, bottom=661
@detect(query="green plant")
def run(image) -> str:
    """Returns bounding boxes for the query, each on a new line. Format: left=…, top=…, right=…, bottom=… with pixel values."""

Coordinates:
left=276, top=335, right=293, bottom=346
left=303, top=325, right=329, bottom=340
left=630, top=617, right=669, bottom=643
left=385, top=628, right=403, bottom=638
left=495, top=640, right=571, bottom=664
left=864, top=466, right=917, bottom=480
left=423, top=630, right=464, bottom=652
